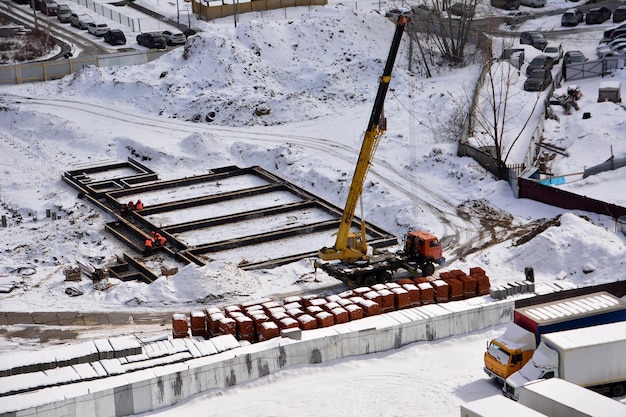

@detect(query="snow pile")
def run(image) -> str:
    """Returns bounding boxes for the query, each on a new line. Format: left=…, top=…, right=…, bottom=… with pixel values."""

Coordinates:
left=55, top=6, right=400, bottom=126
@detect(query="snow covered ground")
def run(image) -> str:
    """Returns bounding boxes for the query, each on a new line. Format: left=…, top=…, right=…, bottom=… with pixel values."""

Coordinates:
left=1, top=1, right=626, bottom=415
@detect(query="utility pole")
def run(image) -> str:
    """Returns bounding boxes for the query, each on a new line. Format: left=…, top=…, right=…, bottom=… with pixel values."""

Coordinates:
left=233, top=0, right=237, bottom=28
left=176, top=0, right=180, bottom=29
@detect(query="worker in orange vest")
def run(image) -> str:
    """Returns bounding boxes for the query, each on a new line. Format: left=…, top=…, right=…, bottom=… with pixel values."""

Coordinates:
left=135, top=199, right=144, bottom=210
left=154, top=232, right=167, bottom=247
left=144, top=237, right=154, bottom=255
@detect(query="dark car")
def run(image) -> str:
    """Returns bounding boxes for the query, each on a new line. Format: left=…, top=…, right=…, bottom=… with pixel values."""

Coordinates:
left=586, top=7, right=611, bottom=24
left=562, top=50, right=588, bottom=65
left=56, top=4, right=72, bottom=23
left=104, top=29, right=126, bottom=46
left=604, top=23, right=626, bottom=40
left=561, top=8, right=584, bottom=27
left=491, top=0, right=520, bottom=10
left=525, top=55, right=554, bottom=76
left=136, top=32, right=167, bottom=49
left=183, top=28, right=197, bottom=38
left=614, top=6, right=626, bottom=24
left=524, top=69, right=553, bottom=92
left=40, top=0, right=58, bottom=16
left=520, top=31, right=548, bottom=50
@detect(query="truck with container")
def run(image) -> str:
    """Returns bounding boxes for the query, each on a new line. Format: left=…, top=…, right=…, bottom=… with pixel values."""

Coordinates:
left=503, top=320, right=626, bottom=401
left=460, top=395, right=548, bottom=417
left=516, top=378, right=626, bottom=417
left=483, top=291, right=626, bottom=384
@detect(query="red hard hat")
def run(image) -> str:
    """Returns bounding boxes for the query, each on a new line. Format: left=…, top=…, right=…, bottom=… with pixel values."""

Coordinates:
left=151, top=231, right=156, bottom=236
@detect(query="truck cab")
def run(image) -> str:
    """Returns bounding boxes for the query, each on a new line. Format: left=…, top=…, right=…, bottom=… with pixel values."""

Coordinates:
left=483, top=323, right=536, bottom=383
left=503, top=342, right=558, bottom=400
left=404, top=231, right=443, bottom=263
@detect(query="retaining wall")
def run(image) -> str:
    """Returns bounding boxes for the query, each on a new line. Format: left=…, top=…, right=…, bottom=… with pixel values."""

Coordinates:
left=0, top=297, right=514, bottom=417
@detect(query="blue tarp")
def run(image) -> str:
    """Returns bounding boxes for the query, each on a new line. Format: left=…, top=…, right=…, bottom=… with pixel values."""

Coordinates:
left=538, top=176, right=566, bottom=185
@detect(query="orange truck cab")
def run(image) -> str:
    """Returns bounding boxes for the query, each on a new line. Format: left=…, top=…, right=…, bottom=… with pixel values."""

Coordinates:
left=404, top=231, right=444, bottom=263
left=484, top=323, right=536, bottom=384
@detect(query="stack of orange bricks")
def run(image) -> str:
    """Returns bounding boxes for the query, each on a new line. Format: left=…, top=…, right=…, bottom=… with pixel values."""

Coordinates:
left=171, top=267, right=491, bottom=341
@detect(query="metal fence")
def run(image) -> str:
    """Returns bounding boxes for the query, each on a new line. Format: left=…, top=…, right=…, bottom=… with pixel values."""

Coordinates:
left=0, top=49, right=169, bottom=84
left=563, top=57, right=625, bottom=82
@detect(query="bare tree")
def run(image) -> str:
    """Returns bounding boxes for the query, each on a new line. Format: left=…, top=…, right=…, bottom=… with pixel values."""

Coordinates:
left=410, top=0, right=481, bottom=64
left=471, top=52, right=542, bottom=173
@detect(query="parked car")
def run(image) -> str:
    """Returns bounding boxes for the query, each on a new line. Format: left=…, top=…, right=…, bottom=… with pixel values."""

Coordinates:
left=562, top=50, right=588, bottom=65
left=597, top=38, right=626, bottom=55
left=504, top=11, right=530, bottom=25
left=136, top=32, right=167, bottom=49
left=161, top=30, right=186, bottom=46
left=40, top=0, right=58, bottom=16
left=561, top=8, right=584, bottom=27
left=524, top=69, right=553, bottom=92
left=543, top=44, right=563, bottom=63
left=56, top=4, right=72, bottom=23
left=520, top=0, right=545, bottom=8
left=614, top=6, right=626, bottom=23
left=70, top=13, right=94, bottom=30
left=597, top=42, right=626, bottom=58
left=103, top=29, right=126, bottom=45
left=491, top=0, right=520, bottom=10
left=520, top=31, right=548, bottom=50
left=525, top=55, right=554, bottom=76
left=586, top=6, right=611, bottom=24
left=183, top=28, right=201, bottom=38
left=447, top=2, right=475, bottom=17
left=604, top=23, right=626, bottom=40
left=87, top=22, right=109, bottom=37
left=385, top=7, right=411, bottom=19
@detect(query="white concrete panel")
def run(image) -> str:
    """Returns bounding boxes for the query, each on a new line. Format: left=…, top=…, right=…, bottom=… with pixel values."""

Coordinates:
left=92, top=387, right=117, bottom=417
left=0, top=386, right=65, bottom=415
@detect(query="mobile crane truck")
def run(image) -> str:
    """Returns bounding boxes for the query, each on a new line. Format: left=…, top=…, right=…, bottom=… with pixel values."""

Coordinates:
left=316, top=16, right=444, bottom=288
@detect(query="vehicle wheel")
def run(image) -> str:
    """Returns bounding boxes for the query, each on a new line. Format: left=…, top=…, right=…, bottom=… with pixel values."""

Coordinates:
left=377, top=270, right=393, bottom=283
left=363, top=274, right=376, bottom=287
left=422, top=262, right=435, bottom=277
left=611, top=383, right=626, bottom=397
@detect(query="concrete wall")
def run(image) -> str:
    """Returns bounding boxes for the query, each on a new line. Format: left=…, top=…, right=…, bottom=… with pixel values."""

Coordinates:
left=0, top=298, right=514, bottom=417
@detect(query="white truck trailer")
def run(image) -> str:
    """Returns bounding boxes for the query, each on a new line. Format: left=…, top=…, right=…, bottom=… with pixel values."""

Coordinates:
left=460, top=395, right=548, bottom=417
left=503, top=320, right=626, bottom=401
left=517, top=378, right=626, bottom=417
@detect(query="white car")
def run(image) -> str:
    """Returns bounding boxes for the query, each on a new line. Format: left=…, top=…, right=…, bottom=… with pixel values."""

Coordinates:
left=70, top=13, right=94, bottom=30
left=87, top=22, right=110, bottom=37
left=161, top=30, right=186, bottom=46
left=542, top=44, right=563, bottom=63
left=597, top=39, right=626, bottom=57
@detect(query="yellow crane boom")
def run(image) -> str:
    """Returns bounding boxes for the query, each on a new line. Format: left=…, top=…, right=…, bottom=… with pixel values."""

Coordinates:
left=319, top=15, right=411, bottom=262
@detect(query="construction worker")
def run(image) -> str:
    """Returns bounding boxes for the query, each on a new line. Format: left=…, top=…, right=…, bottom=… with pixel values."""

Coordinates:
left=144, top=237, right=154, bottom=255
left=120, top=203, right=129, bottom=216
left=135, top=199, right=144, bottom=210
left=128, top=201, right=135, bottom=211
left=154, top=232, right=167, bottom=247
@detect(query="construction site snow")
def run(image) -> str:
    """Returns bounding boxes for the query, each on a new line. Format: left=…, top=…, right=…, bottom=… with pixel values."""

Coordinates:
left=0, top=2, right=625, bottom=416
